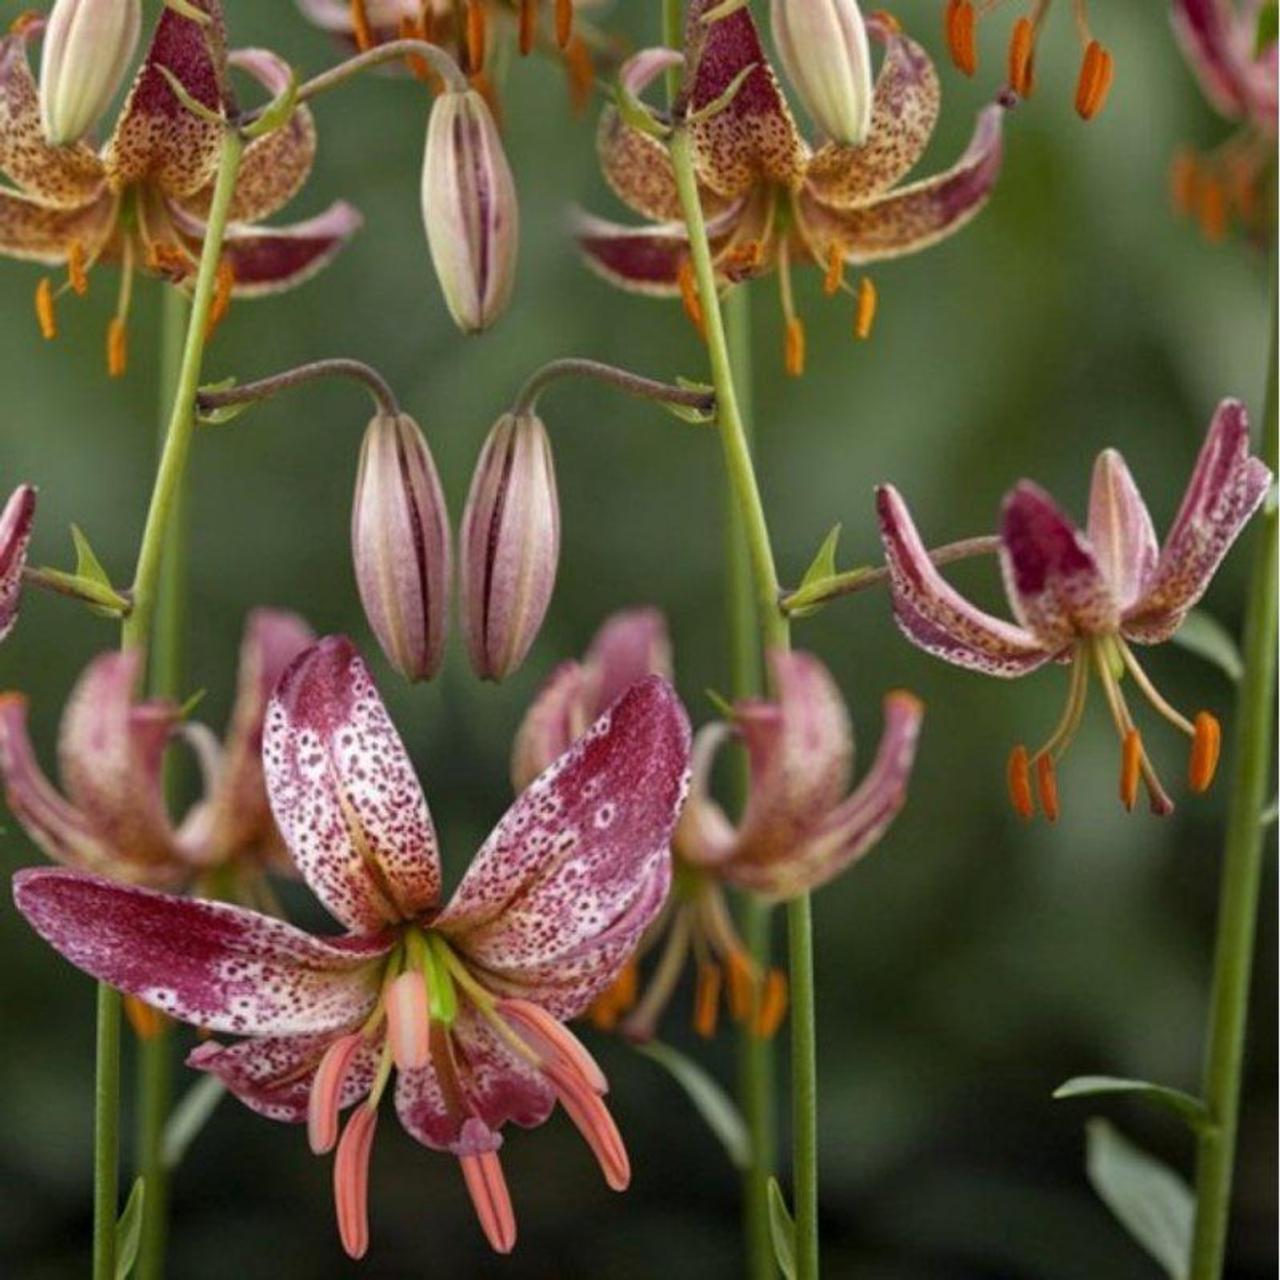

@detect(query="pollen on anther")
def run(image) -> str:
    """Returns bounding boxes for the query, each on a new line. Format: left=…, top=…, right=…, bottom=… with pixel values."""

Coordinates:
left=518, top=0, right=536, bottom=56
left=753, top=969, right=788, bottom=1039
left=1035, top=753, right=1059, bottom=823
left=124, top=994, right=166, bottom=1040
left=349, top=0, right=375, bottom=51
left=467, top=0, right=488, bottom=71
left=693, top=963, right=721, bottom=1039
left=854, top=277, right=877, bottom=340
left=1188, top=711, right=1221, bottom=794
left=564, top=36, right=595, bottom=115
left=67, top=242, right=89, bottom=297
left=1170, top=150, right=1199, bottom=216
left=944, top=0, right=977, bottom=77
left=1074, top=40, right=1113, bottom=121
left=555, top=0, right=572, bottom=47
left=34, top=279, right=57, bottom=340
left=1007, top=16, right=1035, bottom=97
left=205, top=260, right=235, bottom=339
left=784, top=317, right=806, bottom=377
left=1120, top=729, right=1141, bottom=811
left=1006, top=744, right=1034, bottom=820
left=677, top=257, right=705, bottom=337
left=822, top=245, right=844, bottom=297
left=107, top=317, right=128, bottom=378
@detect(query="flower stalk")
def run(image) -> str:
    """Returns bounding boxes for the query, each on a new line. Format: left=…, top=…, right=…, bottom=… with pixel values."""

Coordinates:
left=510, top=358, right=716, bottom=417
left=196, top=358, right=401, bottom=421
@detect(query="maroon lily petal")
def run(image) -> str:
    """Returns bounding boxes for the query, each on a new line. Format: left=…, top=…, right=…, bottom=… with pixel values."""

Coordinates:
left=999, top=482, right=1120, bottom=646
left=0, top=185, right=116, bottom=265
left=263, top=636, right=442, bottom=932
left=510, top=662, right=589, bottom=793
left=680, top=0, right=806, bottom=198
left=0, top=485, right=35, bottom=642
left=585, top=607, right=673, bottom=713
left=1086, top=449, right=1159, bottom=612
left=436, top=676, right=690, bottom=1020
left=12, top=867, right=392, bottom=1035
left=103, top=0, right=230, bottom=200
left=1170, top=0, right=1256, bottom=121
left=573, top=209, right=690, bottom=295
left=876, top=484, right=1052, bottom=677
left=670, top=721, right=738, bottom=867
left=1123, top=398, right=1273, bottom=644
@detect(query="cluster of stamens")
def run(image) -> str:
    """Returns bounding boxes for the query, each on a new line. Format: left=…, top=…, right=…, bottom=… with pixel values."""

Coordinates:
left=1170, top=135, right=1274, bottom=244
left=1005, top=636, right=1221, bottom=822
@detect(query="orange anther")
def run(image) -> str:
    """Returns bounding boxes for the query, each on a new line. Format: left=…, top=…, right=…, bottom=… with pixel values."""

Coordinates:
left=1188, top=711, right=1221, bottom=793
left=725, top=949, right=754, bottom=1022
left=107, top=316, right=127, bottom=378
left=822, top=244, right=844, bottom=297
left=1120, top=729, right=1141, bottom=811
left=1006, top=744, right=1034, bottom=819
left=34, top=278, right=56, bottom=340
left=9, top=10, right=42, bottom=36
left=67, top=242, right=88, bottom=296
left=1074, top=40, right=1113, bottom=121
left=399, top=15, right=432, bottom=81
left=555, top=0, right=572, bottom=48
left=784, top=316, right=805, bottom=377
left=719, top=240, right=764, bottom=282
left=518, top=0, right=537, bottom=56
left=693, top=964, right=721, bottom=1039
left=677, top=257, right=706, bottom=337
left=564, top=35, right=595, bottom=115
left=868, top=9, right=901, bottom=33
left=1170, top=149, right=1199, bottom=216
left=349, top=0, right=375, bottom=51
left=854, top=276, right=877, bottom=340
left=124, top=994, right=166, bottom=1040
left=588, top=993, right=621, bottom=1031
left=467, top=0, right=487, bottom=71
left=1035, top=752, right=1059, bottom=823
left=753, top=969, right=788, bottom=1039
left=1197, top=176, right=1228, bottom=242
left=1007, top=15, right=1036, bottom=97
left=204, top=259, right=235, bottom=339
left=945, top=0, right=977, bottom=77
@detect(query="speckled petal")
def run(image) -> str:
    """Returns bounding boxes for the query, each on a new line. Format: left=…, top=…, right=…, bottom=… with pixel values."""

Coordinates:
left=804, top=23, right=939, bottom=207
left=103, top=0, right=229, bottom=200
left=511, top=662, right=589, bottom=793
left=0, top=185, right=116, bottom=265
left=680, top=0, right=807, bottom=198
left=1123, top=399, right=1273, bottom=644
left=188, top=1027, right=380, bottom=1123
left=1086, top=449, right=1159, bottom=612
left=263, top=636, right=441, bottom=932
left=0, top=485, right=35, bottom=642
left=12, top=867, right=391, bottom=1035
left=437, top=676, right=690, bottom=1020
left=0, top=25, right=106, bottom=208
left=795, top=102, right=1003, bottom=266
left=876, top=484, right=1052, bottom=677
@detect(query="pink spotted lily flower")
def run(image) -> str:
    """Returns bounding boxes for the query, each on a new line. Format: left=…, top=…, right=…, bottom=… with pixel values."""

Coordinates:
left=0, top=485, right=36, bottom=643
left=14, top=636, right=691, bottom=1257
left=877, top=398, right=1272, bottom=820
left=1169, top=0, right=1278, bottom=241
left=575, top=2, right=1006, bottom=372
left=2, top=1, right=360, bottom=374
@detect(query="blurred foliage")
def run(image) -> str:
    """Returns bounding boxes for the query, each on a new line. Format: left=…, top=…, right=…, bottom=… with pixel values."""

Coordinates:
left=0, top=1, right=1274, bottom=1277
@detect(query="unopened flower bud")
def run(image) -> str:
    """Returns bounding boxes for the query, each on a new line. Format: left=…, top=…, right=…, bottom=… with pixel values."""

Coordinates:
left=770, top=0, right=873, bottom=147
left=421, top=88, right=519, bottom=334
left=460, top=412, right=559, bottom=681
left=351, top=413, right=452, bottom=682
left=39, top=0, right=142, bottom=146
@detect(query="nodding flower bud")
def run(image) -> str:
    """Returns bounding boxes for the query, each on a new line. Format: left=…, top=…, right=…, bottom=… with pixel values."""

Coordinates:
left=421, top=88, right=519, bottom=334
left=39, top=0, right=142, bottom=146
left=351, top=413, right=452, bottom=682
left=460, top=412, right=559, bottom=681
left=769, top=0, right=873, bottom=147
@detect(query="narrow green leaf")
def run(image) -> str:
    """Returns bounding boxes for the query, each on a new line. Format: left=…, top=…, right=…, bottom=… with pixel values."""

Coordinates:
left=114, top=1177, right=146, bottom=1280
left=162, top=1076, right=226, bottom=1171
left=703, top=687, right=735, bottom=718
left=767, top=1177, right=797, bottom=1280
left=788, top=525, right=843, bottom=618
left=687, top=62, right=759, bottom=125
left=1085, top=1119, right=1193, bottom=1279
left=70, top=525, right=112, bottom=591
left=1171, top=610, right=1244, bottom=681
left=637, top=1041, right=751, bottom=1170
left=1054, top=1075, right=1210, bottom=1134
left=177, top=688, right=207, bottom=720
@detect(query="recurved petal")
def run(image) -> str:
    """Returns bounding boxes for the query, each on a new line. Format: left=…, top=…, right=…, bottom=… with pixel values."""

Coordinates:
left=876, top=484, right=1052, bottom=677
left=670, top=721, right=737, bottom=867
left=0, top=485, right=35, bottom=642
left=795, top=101, right=1003, bottom=266
left=1086, top=449, right=1159, bottom=611
left=103, top=0, right=230, bottom=199
left=437, top=676, right=690, bottom=1020
left=0, top=26, right=106, bottom=208
left=263, top=636, right=441, bottom=932
left=584, top=607, right=673, bottom=716
left=804, top=24, right=940, bottom=206
left=0, top=185, right=116, bottom=265
left=727, top=691, right=922, bottom=898
left=510, top=661, right=589, bottom=793
left=1123, top=399, right=1273, bottom=644
left=1170, top=0, right=1252, bottom=120
left=12, top=867, right=391, bottom=1034
left=188, top=1028, right=380, bottom=1123
left=681, top=0, right=807, bottom=197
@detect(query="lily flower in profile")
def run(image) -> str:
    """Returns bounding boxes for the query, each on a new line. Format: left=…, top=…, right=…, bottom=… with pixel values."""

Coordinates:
left=0, top=485, right=37, bottom=644
left=575, top=2, right=1006, bottom=373
left=2, top=1, right=360, bottom=375
left=12, top=636, right=690, bottom=1258
left=1169, top=0, right=1277, bottom=242
left=877, top=398, right=1272, bottom=820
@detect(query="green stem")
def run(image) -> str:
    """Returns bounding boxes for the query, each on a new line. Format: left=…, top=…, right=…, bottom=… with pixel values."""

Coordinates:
left=1187, top=292, right=1278, bottom=1279
left=93, top=984, right=121, bottom=1280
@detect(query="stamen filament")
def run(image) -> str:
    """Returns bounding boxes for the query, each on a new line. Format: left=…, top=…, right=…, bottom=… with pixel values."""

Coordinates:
left=1115, top=639, right=1195, bottom=736
left=622, top=907, right=692, bottom=1041
left=777, top=241, right=804, bottom=377
left=1091, top=640, right=1174, bottom=815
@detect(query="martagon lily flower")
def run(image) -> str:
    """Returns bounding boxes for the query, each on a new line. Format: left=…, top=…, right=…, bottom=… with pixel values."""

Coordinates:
left=13, top=636, right=691, bottom=1257
left=575, top=2, right=1007, bottom=373
left=1, top=1, right=361, bottom=375
left=877, top=398, right=1272, bottom=820
left=0, top=484, right=37, bottom=643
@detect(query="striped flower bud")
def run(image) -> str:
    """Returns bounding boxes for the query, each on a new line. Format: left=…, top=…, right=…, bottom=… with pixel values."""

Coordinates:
left=39, top=0, right=142, bottom=145
left=421, top=88, right=519, bottom=334
left=770, top=0, right=873, bottom=147
left=460, top=412, right=559, bottom=681
left=351, top=413, right=452, bottom=682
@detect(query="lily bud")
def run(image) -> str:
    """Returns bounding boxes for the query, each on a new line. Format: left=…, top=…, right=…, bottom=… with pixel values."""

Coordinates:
left=460, top=412, right=559, bottom=681
left=769, top=0, right=873, bottom=147
left=39, top=0, right=142, bottom=146
left=421, top=88, right=519, bottom=334
left=351, top=413, right=452, bottom=682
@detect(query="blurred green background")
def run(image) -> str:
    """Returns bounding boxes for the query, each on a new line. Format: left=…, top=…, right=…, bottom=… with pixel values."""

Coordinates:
left=0, top=0, right=1274, bottom=1276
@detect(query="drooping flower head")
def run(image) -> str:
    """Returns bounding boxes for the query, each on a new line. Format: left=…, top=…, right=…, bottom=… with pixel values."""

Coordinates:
left=877, top=398, right=1272, bottom=820
left=1169, top=0, right=1277, bottom=242
left=942, top=0, right=1114, bottom=119
left=3, top=1, right=360, bottom=374
left=13, top=636, right=691, bottom=1257
left=0, top=485, right=37, bottom=643
left=575, top=2, right=1007, bottom=372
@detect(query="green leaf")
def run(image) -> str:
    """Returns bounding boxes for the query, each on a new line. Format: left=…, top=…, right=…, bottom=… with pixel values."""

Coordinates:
left=767, top=1177, right=797, bottom=1280
left=177, top=688, right=207, bottom=720
left=114, top=1177, right=145, bottom=1280
left=162, top=1076, right=226, bottom=1171
left=1085, top=1119, right=1193, bottom=1279
left=686, top=61, right=758, bottom=124
left=703, top=687, right=735, bottom=718
left=68, top=525, right=126, bottom=618
left=241, top=66, right=299, bottom=139
left=1170, top=610, right=1244, bottom=682
left=1054, top=1076, right=1210, bottom=1134
left=637, top=1041, right=751, bottom=1170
